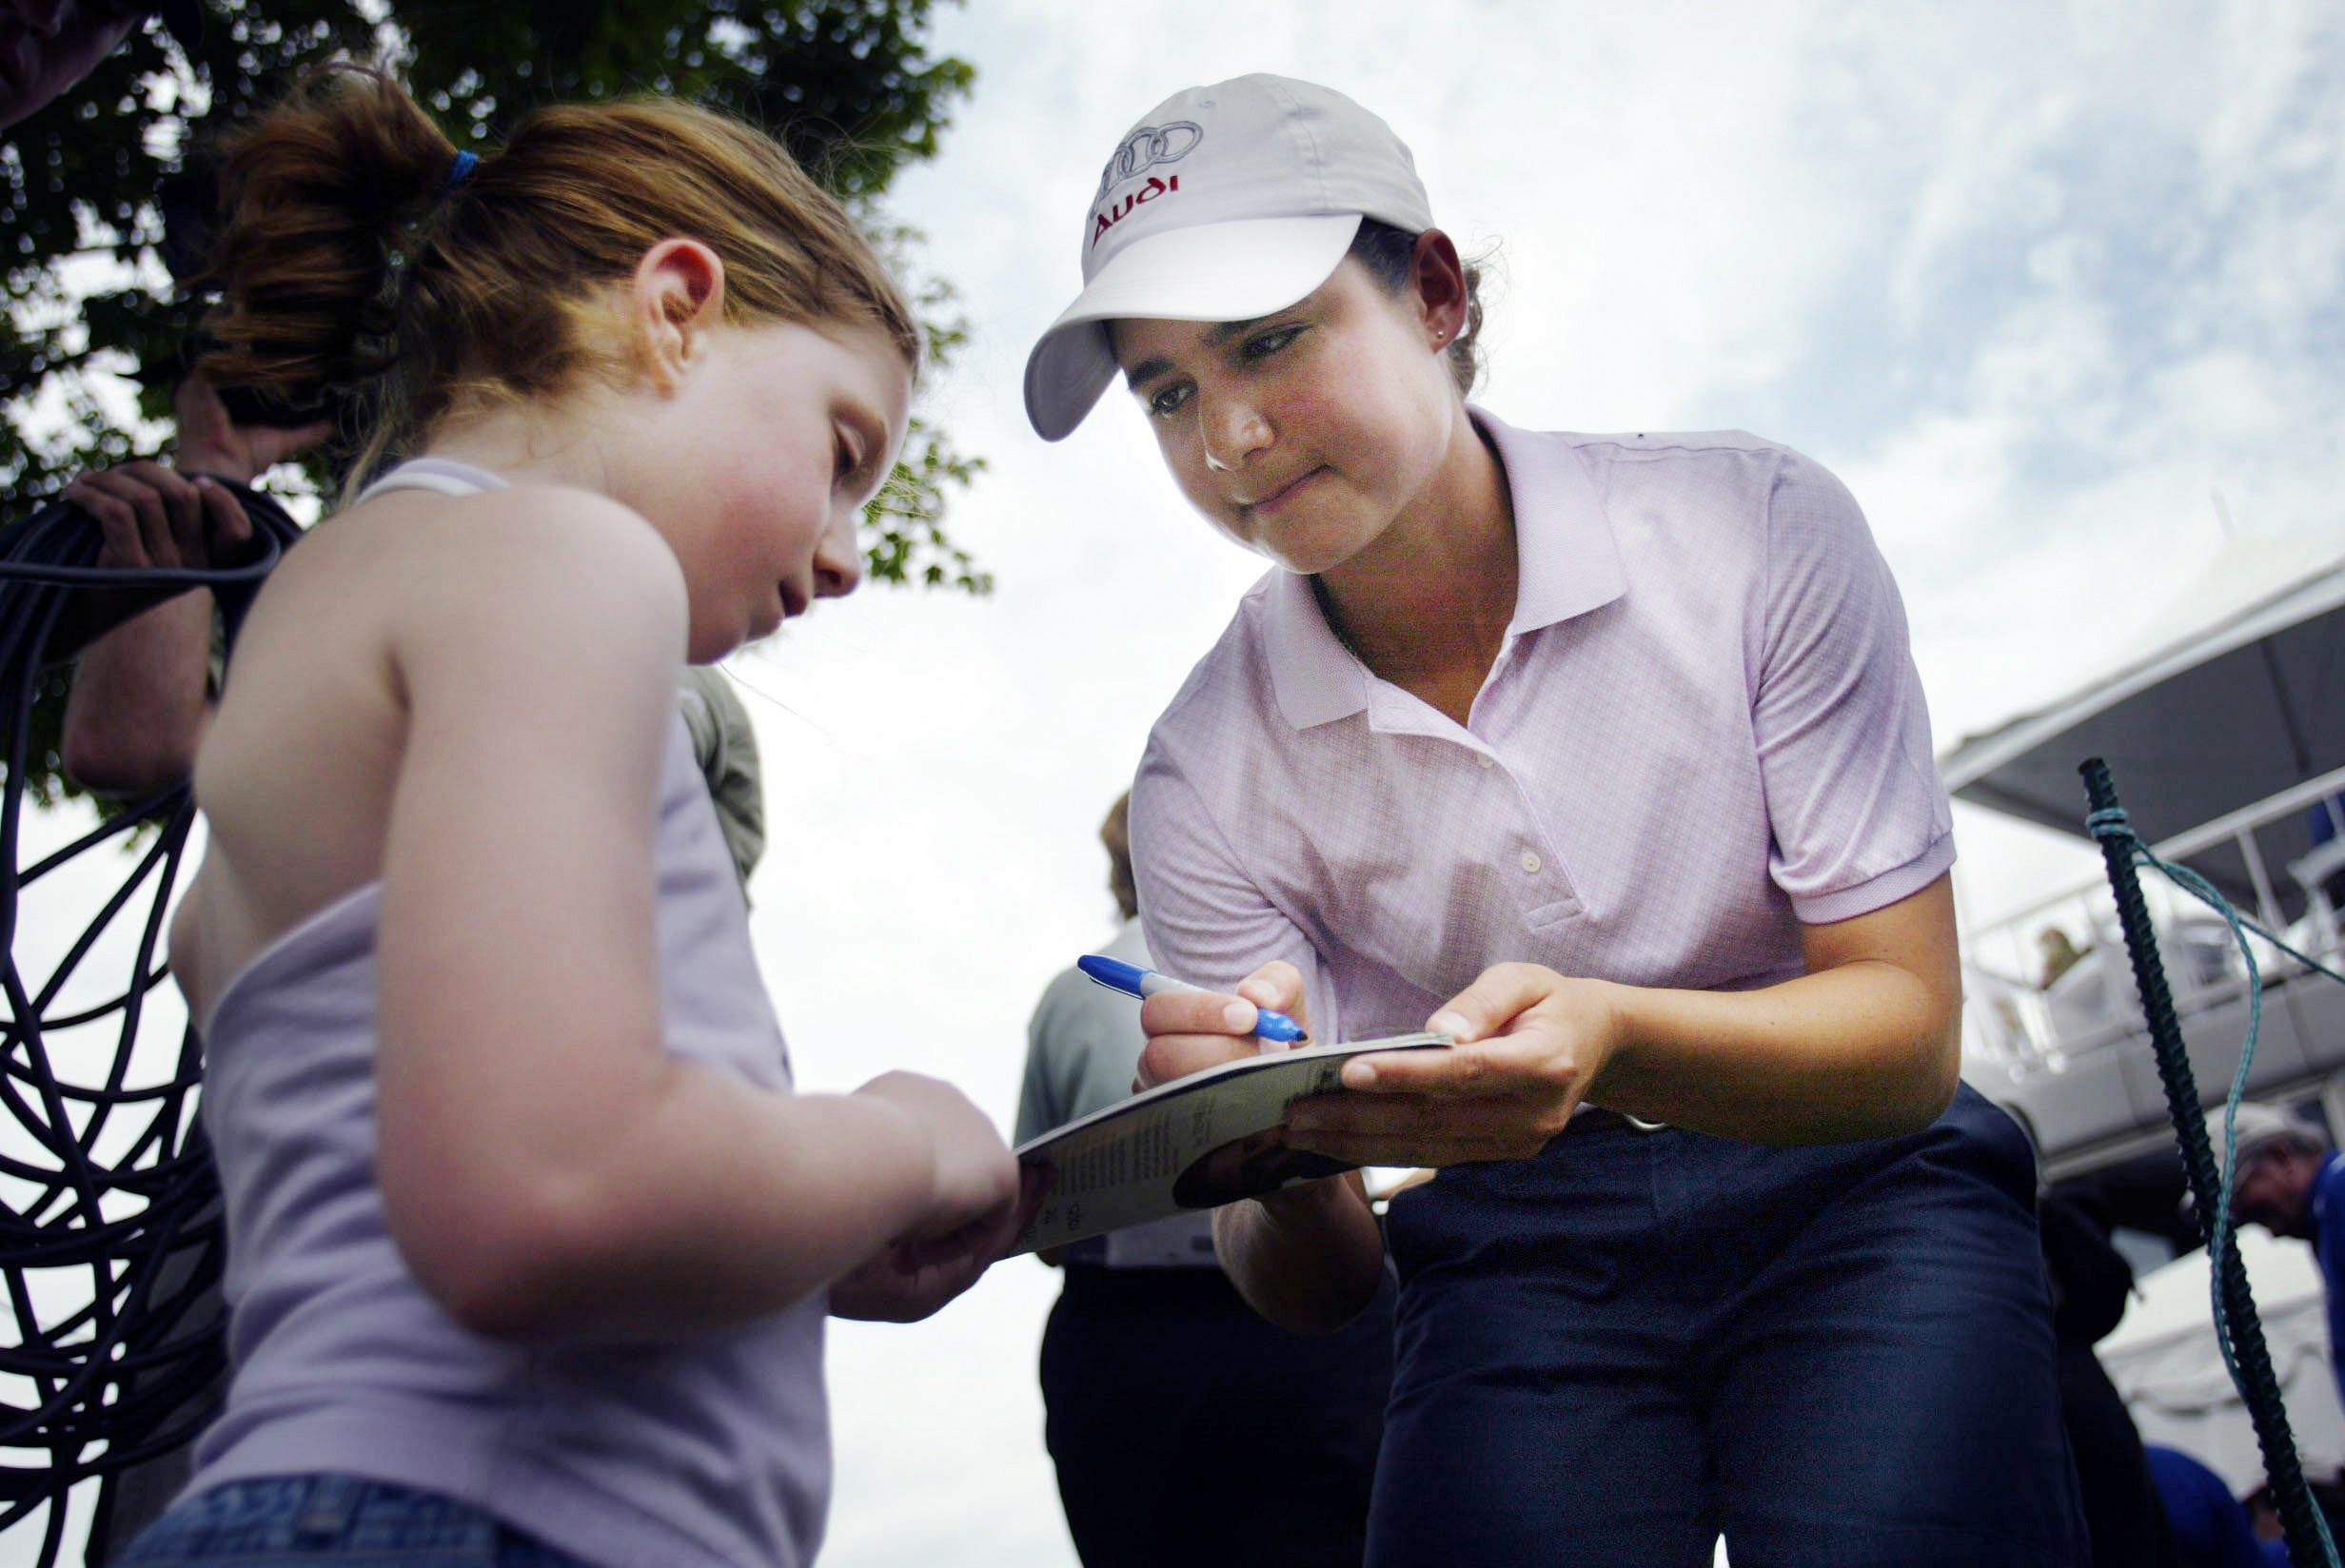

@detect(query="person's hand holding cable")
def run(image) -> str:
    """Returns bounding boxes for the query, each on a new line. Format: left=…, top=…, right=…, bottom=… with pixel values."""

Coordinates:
left=61, top=374, right=327, bottom=573
left=57, top=375, right=328, bottom=794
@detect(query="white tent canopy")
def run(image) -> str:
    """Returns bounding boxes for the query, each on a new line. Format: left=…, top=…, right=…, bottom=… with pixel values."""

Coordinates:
left=1939, top=532, right=2345, bottom=916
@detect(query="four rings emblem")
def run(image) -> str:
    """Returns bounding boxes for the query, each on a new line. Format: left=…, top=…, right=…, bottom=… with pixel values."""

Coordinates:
left=1095, top=121, right=1204, bottom=199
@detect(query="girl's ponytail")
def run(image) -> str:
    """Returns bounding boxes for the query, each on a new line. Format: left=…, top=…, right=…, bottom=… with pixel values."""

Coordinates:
left=196, top=65, right=915, bottom=477
left=196, top=67, right=461, bottom=422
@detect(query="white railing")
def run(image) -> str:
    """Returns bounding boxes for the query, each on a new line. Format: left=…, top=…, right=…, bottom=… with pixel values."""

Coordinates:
left=1962, top=764, right=2345, bottom=1080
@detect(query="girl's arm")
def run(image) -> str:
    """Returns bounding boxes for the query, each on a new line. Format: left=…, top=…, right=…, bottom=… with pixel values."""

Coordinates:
left=372, top=490, right=1017, bottom=1343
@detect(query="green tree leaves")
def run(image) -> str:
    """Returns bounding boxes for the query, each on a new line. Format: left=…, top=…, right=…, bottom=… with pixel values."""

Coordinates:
left=5, top=0, right=986, bottom=798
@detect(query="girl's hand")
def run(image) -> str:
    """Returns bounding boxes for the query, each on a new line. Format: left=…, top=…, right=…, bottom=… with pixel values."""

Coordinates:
left=831, top=1165, right=1050, bottom=1323
left=1283, top=963, right=1625, bottom=1167
left=1134, top=961, right=1309, bottom=1091
left=835, top=1072, right=1025, bottom=1321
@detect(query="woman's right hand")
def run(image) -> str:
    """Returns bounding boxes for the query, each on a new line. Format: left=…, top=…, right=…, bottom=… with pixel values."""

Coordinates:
left=1134, top=960, right=1310, bottom=1091
left=1136, top=965, right=1385, bottom=1327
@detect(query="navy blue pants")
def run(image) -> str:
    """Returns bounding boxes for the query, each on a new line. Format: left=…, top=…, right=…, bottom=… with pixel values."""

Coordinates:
left=1374, top=1086, right=2088, bottom=1567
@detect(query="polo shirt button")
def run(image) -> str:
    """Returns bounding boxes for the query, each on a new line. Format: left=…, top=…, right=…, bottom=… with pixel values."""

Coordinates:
left=1520, top=849, right=1543, bottom=874
left=1476, top=754, right=1496, bottom=770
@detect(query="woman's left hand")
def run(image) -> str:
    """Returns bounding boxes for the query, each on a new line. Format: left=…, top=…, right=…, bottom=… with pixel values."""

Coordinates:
left=1283, top=963, right=1624, bottom=1167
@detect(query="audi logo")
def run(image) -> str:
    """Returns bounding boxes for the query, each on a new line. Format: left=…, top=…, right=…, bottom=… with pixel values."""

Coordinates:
left=1095, top=121, right=1204, bottom=199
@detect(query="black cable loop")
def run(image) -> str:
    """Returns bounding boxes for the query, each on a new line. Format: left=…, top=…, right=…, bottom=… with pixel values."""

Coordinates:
left=0, top=482, right=302, bottom=1565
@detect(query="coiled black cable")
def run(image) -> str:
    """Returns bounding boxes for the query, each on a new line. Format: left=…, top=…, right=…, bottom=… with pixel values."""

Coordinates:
left=0, top=484, right=300, bottom=1565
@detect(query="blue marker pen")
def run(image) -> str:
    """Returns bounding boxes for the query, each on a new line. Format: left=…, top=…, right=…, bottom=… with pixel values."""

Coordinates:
left=1076, top=955, right=1308, bottom=1045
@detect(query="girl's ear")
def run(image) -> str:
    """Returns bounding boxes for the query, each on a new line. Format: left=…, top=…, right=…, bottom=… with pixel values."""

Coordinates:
left=631, top=240, right=728, bottom=393
left=1409, top=229, right=1470, bottom=348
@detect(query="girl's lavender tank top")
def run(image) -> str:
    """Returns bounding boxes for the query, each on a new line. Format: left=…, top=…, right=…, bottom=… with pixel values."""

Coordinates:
left=180, top=459, right=831, bottom=1568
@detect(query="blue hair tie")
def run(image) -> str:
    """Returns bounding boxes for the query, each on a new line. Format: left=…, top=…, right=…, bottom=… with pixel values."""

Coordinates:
left=441, top=148, right=479, bottom=197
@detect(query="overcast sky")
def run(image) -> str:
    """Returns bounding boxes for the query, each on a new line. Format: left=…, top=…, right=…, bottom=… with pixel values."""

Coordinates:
left=13, top=3, right=2345, bottom=1564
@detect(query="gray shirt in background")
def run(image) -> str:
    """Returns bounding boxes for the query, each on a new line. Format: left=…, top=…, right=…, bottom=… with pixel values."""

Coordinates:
left=678, top=665, right=764, bottom=896
left=1018, top=917, right=1217, bottom=1268
left=1017, top=917, right=1152, bottom=1145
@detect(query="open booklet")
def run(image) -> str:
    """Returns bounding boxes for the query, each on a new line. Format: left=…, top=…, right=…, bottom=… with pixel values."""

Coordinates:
left=1010, top=1030, right=1451, bottom=1256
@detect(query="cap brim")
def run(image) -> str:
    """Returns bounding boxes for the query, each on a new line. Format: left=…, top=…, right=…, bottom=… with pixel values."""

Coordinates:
left=1023, top=212, right=1363, bottom=441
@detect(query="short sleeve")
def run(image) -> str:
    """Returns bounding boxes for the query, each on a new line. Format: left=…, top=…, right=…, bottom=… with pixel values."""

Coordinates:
left=1753, top=451, right=1954, bottom=924
left=1131, top=748, right=1340, bottom=1047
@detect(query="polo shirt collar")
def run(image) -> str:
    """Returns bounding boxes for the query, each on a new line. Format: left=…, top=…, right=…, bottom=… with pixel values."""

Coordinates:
left=1261, top=406, right=1626, bottom=731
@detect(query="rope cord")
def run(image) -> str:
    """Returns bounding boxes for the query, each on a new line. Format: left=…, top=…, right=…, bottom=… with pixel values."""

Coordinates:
left=2082, top=773, right=2341, bottom=1568
left=0, top=486, right=300, bottom=1566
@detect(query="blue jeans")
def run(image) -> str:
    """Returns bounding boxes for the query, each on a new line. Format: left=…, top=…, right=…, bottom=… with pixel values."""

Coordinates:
left=112, top=1476, right=594, bottom=1567
left=1372, top=1086, right=2089, bottom=1568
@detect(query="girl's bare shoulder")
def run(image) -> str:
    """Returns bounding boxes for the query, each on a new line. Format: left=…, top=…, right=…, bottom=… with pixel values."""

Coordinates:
left=299, top=480, right=682, bottom=608
left=181, top=481, right=685, bottom=1024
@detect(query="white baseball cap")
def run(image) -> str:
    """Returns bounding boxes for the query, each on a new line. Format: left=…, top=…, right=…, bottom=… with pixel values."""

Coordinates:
left=1023, top=74, right=1437, bottom=441
left=2207, top=1101, right=2327, bottom=1168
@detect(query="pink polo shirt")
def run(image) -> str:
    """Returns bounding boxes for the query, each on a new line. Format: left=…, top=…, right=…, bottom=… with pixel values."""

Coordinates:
left=1129, top=410, right=1954, bottom=1048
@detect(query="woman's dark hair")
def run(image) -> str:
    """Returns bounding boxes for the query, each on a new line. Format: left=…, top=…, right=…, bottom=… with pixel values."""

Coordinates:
left=1347, top=218, right=1487, bottom=397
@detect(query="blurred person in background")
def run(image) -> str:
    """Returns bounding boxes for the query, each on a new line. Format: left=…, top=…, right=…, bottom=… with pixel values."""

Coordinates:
left=2214, top=1102, right=2345, bottom=1407
left=2146, top=1446, right=2287, bottom=1568
left=2039, top=1191, right=2182, bottom=1568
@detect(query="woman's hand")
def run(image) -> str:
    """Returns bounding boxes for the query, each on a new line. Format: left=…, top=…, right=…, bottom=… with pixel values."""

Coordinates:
left=832, top=1073, right=1029, bottom=1322
left=1134, top=961, right=1309, bottom=1091
left=1283, top=963, right=1625, bottom=1167
left=1134, top=962, right=1386, bottom=1326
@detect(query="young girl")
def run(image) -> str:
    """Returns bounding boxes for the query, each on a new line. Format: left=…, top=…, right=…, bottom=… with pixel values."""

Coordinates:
left=114, top=68, right=1024, bottom=1568
left=1026, top=75, right=2087, bottom=1566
